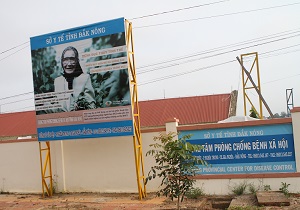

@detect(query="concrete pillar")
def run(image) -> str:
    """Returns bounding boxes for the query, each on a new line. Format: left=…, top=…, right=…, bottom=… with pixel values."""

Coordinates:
left=165, top=118, right=179, bottom=140
left=291, top=107, right=300, bottom=172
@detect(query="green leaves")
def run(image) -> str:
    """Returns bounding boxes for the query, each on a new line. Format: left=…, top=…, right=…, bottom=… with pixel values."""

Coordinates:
left=146, top=132, right=207, bottom=209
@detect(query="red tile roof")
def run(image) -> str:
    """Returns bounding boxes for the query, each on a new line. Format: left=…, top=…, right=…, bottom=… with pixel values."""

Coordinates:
left=139, top=93, right=231, bottom=127
left=0, top=93, right=231, bottom=138
left=0, top=111, right=37, bottom=137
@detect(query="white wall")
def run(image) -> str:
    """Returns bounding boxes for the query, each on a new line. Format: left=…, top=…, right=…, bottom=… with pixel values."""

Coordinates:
left=0, top=141, right=41, bottom=193
left=194, top=178, right=300, bottom=195
left=1, top=112, right=300, bottom=195
left=292, top=110, right=300, bottom=172
left=0, top=131, right=163, bottom=194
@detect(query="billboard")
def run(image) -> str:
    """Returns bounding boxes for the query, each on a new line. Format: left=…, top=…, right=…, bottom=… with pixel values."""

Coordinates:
left=180, top=123, right=296, bottom=175
left=30, top=18, right=134, bottom=141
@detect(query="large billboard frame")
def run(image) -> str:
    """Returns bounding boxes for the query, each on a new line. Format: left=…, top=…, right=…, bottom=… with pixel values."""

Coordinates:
left=31, top=18, right=134, bottom=141
left=32, top=18, right=146, bottom=199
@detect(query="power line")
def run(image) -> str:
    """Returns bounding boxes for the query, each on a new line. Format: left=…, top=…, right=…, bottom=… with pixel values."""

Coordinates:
left=1, top=2, right=299, bottom=62
left=260, top=43, right=300, bottom=56
left=0, top=92, right=33, bottom=101
left=137, top=28, right=300, bottom=69
left=135, top=2, right=300, bottom=29
left=2, top=31, right=300, bottom=102
left=0, top=45, right=29, bottom=62
left=139, top=47, right=300, bottom=86
left=2, top=31, right=300, bottom=99
left=3, top=46, right=299, bottom=113
left=0, top=41, right=29, bottom=54
left=1, top=105, right=35, bottom=114
left=2, top=2, right=297, bottom=58
left=260, top=48, right=300, bottom=59
left=139, top=60, right=236, bottom=86
left=0, top=1, right=228, bottom=56
left=263, top=73, right=300, bottom=85
left=1, top=2, right=299, bottom=65
left=0, top=97, right=34, bottom=106
left=137, top=33, right=300, bottom=75
left=130, top=0, right=229, bottom=20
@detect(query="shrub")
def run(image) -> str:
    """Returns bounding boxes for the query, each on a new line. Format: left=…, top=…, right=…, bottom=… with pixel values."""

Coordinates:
left=231, top=181, right=248, bottom=195
left=146, top=132, right=207, bottom=210
left=185, top=187, right=205, bottom=199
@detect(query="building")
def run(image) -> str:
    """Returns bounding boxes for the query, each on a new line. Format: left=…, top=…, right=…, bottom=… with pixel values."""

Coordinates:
left=7, top=91, right=300, bottom=196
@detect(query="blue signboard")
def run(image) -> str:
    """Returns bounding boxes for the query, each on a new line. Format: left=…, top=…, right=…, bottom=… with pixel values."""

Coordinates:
left=30, top=18, right=125, bottom=50
left=179, top=124, right=296, bottom=174
left=30, top=18, right=134, bottom=141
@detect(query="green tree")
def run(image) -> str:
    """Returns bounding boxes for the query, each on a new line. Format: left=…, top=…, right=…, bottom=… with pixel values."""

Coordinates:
left=249, top=106, right=259, bottom=118
left=146, top=132, right=206, bottom=210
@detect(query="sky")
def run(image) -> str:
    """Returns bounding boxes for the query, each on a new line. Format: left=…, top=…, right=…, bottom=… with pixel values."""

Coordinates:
left=0, top=0, right=300, bottom=117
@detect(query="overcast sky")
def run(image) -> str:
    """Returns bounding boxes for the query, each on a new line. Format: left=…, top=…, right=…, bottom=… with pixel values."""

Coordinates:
left=0, top=0, right=300, bottom=117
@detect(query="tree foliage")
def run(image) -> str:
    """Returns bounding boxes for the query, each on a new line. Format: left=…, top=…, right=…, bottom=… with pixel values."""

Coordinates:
left=146, top=132, right=206, bottom=209
left=249, top=106, right=259, bottom=119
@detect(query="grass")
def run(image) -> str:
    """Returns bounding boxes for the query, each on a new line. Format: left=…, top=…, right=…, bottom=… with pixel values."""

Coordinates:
left=185, top=187, right=205, bottom=199
left=231, top=181, right=248, bottom=195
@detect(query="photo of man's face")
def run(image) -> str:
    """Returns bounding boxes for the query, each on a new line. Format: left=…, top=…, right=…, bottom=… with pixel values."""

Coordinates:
left=62, top=50, right=77, bottom=74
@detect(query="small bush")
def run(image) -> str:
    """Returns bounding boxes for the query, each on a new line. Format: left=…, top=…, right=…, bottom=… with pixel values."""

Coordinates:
left=185, top=187, right=205, bottom=199
left=231, top=181, right=248, bottom=195
left=248, top=183, right=259, bottom=194
left=279, top=182, right=290, bottom=197
left=263, top=184, right=271, bottom=191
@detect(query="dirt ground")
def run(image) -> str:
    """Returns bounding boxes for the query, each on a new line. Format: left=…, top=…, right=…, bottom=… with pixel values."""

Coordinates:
left=0, top=192, right=300, bottom=210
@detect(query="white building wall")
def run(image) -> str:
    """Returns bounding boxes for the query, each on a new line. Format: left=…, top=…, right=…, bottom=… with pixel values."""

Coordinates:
left=0, top=131, right=163, bottom=194
left=0, top=141, right=41, bottom=193
left=1, top=111, right=300, bottom=195
left=291, top=108, right=300, bottom=172
left=194, top=177, right=300, bottom=195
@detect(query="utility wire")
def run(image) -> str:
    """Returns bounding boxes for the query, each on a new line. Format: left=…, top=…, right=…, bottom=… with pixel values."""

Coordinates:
left=0, top=92, right=33, bottom=101
left=261, top=48, right=300, bottom=59
left=0, top=1, right=228, bottom=56
left=1, top=2, right=299, bottom=62
left=130, top=0, right=229, bottom=20
left=1, top=105, right=35, bottom=114
left=139, top=47, right=300, bottom=86
left=139, top=60, right=236, bottom=85
left=0, top=45, right=29, bottom=62
left=263, top=73, right=300, bottom=85
left=137, top=28, right=300, bottom=69
left=260, top=43, right=300, bottom=55
left=135, top=2, right=300, bottom=28
left=1, top=2, right=299, bottom=64
left=0, top=97, right=34, bottom=106
left=138, top=33, right=300, bottom=75
left=0, top=2, right=299, bottom=112
left=0, top=41, right=29, bottom=54
left=2, top=32, right=300, bottom=102
left=2, top=47, right=299, bottom=113
left=1, top=2, right=296, bottom=57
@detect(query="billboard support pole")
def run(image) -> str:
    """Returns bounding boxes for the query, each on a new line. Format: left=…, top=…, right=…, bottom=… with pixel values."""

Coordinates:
left=39, top=141, right=53, bottom=197
left=125, top=19, right=146, bottom=199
